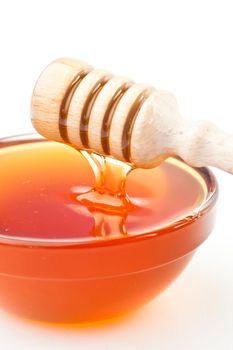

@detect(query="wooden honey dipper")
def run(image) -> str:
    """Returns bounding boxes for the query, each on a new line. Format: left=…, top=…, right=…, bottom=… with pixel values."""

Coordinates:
left=31, top=58, right=233, bottom=173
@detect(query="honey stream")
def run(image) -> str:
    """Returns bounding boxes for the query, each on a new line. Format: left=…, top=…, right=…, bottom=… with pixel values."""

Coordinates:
left=76, top=151, right=133, bottom=238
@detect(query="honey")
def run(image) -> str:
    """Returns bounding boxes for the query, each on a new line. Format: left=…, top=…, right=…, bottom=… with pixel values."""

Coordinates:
left=0, top=138, right=208, bottom=240
left=0, top=136, right=217, bottom=323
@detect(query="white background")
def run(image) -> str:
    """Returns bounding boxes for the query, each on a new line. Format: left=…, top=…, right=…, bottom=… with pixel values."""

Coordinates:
left=0, top=1, right=233, bottom=349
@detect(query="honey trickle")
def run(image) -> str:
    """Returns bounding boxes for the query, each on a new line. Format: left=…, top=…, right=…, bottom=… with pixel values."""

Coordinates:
left=75, top=151, right=133, bottom=237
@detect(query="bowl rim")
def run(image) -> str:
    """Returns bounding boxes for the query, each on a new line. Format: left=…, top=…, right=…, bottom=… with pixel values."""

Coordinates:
left=0, top=133, right=218, bottom=247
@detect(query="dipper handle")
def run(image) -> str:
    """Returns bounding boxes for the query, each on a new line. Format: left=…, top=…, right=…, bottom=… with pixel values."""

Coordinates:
left=147, top=93, right=233, bottom=173
left=31, top=58, right=233, bottom=173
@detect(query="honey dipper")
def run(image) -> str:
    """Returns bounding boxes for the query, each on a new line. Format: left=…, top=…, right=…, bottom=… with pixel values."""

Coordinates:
left=31, top=58, right=233, bottom=173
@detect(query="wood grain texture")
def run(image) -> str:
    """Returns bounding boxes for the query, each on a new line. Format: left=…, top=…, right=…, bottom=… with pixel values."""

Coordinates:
left=31, top=58, right=92, bottom=143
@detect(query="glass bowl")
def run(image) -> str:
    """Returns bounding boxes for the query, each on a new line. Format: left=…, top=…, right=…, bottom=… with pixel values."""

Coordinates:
left=0, top=134, right=218, bottom=324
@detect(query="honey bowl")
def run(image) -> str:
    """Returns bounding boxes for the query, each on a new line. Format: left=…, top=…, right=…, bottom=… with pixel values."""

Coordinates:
left=0, top=134, right=218, bottom=323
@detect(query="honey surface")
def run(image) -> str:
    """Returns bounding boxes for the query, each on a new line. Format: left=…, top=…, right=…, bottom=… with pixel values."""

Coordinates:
left=0, top=139, right=207, bottom=241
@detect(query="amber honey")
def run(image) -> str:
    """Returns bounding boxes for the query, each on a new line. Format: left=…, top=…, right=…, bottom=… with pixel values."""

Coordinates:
left=0, top=135, right=217, bottom=323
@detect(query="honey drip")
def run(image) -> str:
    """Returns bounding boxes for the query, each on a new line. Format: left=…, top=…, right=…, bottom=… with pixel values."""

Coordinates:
left=59, top=69, right=91, bottom=143
left=121, top=88, right=154, bottom=162
left=101, top=83, right=132, bottom=155
left=76, top=151, right=133, bottom=238
left=79, top=77, right=111, bottom=148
